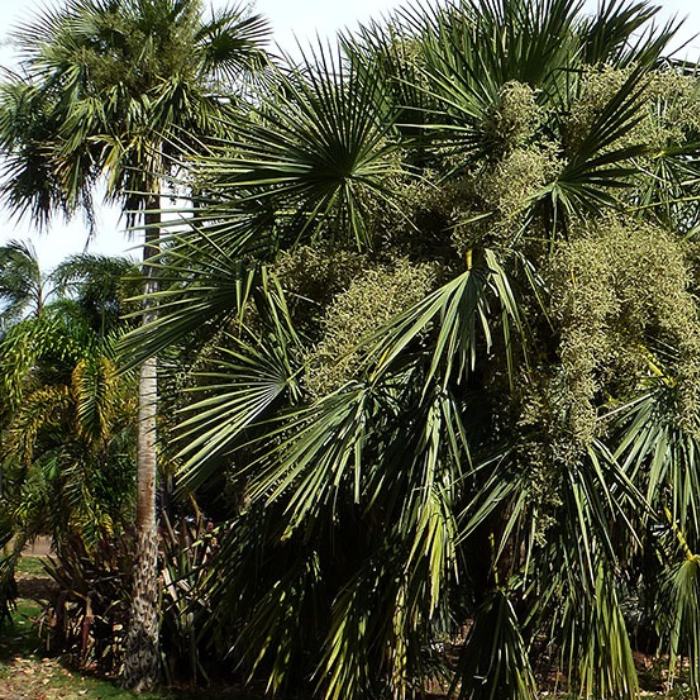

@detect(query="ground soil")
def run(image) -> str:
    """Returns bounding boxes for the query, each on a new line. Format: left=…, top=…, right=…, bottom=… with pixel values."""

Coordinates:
left=21, top=539, right=51, bottom=558
left=0, top=655, right=84, bottom=700
left=0, top=553, right=62, bottom=700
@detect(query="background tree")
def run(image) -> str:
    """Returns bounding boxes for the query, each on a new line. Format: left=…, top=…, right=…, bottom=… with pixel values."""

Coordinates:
left=0, top=0, right=270, bottom=689
left=0, top=253, right=138, bottom=627
left=0, top=240, right=48, bottom=329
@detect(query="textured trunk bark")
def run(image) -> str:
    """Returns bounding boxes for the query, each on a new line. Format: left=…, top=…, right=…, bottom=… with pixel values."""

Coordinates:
left=123, top=192, right=161, bottom=691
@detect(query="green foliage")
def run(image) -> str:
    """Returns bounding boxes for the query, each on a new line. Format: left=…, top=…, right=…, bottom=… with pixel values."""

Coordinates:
left=160, top=509, right=219, bottom=684
left=0, top=254, right=138, bottom=629
left=0, top=0, right=271, bottom=226
left=7, top=0, right=700, bottom=698
left=306, top=258, right=438, bottom=396
left=51, top=254, right=140, bottom=336
left=0, top=240, right=45, bottom=328
left=42, top=536, right=133, bottom=670
left=453, top=589, right=537, bottom=700
left=548, top=217, right=700, bottom=442
left=126, top=0, right=700, bottom=697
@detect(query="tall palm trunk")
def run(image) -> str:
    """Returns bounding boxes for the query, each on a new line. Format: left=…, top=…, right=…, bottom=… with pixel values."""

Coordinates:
left=123, top=190, right=161, bottom=691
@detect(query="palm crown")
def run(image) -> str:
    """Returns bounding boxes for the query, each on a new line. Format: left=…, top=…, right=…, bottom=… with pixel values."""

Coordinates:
left=0, top=0, right=270, bottom=226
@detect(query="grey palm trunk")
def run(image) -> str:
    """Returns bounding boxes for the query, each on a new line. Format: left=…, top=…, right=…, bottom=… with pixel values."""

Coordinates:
left=123, top=199, right=161, bottom=691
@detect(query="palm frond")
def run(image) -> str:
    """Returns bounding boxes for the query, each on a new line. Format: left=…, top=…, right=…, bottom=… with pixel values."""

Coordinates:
left=190, top=40, right=404, bottom=250
left=119, top=230, right=264, bottom=368
left=451, top=588, right=536, bottom=700
left=557, top=562, right=638, bottom=700
left=578, top=0, right=681, bottom=67
left=366, top=249, right=527, bottom=392
left=541, top=66, right=651, bottom=225
left=0, top=239, right=46, bottom=326
left=175, top=331, right=303, bottom=492
left=72, top=355, right=118, bottom=444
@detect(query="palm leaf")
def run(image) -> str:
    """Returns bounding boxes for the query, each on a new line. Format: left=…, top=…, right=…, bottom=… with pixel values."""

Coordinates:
left=175, top=331, right=302, bottom=492
left=451, top=588, right=536, bottom=700
left=72, top=355, right=117, bottom=444
left=190, top=40, right=404, bottom=249
left=366, top=249, right=527, bottom=392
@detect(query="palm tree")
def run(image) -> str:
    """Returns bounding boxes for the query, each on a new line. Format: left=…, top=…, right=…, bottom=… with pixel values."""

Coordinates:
left=129, top=0, right=700, bottom=698
left=0, top=239, right=47, bottom=328
left=0, top=0, right=270, bottom=688
left=0, top=308, right=137, bottom=549
left=0, top=253, right=138, bottom=633
left=51, top=253, right=139, bottom=337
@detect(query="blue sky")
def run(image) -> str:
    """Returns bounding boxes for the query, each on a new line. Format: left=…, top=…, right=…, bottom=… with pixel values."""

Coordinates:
left=0, top=0, right=698, bottom=271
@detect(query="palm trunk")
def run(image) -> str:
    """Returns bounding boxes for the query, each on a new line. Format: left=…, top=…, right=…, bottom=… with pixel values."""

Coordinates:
left=123, top=192, right=161, bottom=691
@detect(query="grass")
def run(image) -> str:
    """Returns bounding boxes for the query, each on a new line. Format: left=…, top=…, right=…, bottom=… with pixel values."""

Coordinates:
left=0, top=598, right=44, bottom=666
left=16, top=555, right=48, bottom=576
